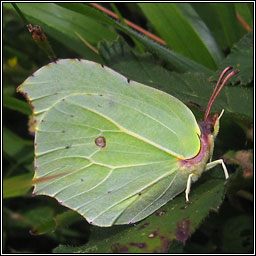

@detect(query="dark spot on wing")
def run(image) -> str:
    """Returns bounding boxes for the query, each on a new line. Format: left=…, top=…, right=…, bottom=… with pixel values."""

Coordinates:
left=95, top=136, right=106, bottom=148
left=65, top=145, right=71, bottom=149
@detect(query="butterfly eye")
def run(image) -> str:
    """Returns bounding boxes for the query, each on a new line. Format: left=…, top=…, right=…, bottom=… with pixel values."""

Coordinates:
left=208, top=124, right=214, bottom=133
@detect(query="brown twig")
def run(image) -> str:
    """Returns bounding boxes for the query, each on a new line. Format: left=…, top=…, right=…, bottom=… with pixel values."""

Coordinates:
left=89, top=3, right=166, bottom=45
left=236, top=13, right=251, bottom=31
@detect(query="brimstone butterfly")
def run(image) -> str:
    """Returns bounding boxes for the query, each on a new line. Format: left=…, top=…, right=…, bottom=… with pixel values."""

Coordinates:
left=17, top=59, right=238, bottom=227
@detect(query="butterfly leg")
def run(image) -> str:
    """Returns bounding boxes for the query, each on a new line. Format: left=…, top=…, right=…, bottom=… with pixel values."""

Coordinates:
left=205, top=159, right=229, bottom=179
left=185, top=173, right=197, bottom=202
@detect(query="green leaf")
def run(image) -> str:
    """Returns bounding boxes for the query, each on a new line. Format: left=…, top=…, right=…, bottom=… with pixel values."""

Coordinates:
left=55, top=211, right=84, bottom=229
left=55, top=3, right=212, bottom=74
left=3, top=3, right=118, bottom=62
left=235, top=3, right=253, bottom=29
left=208, top=3, right=245, bottom=47
left=211, top=31, right=253, bottom=85
left=24, top=206, right=56, bottom=235
left=3, top=127, right=34, bottom=178
left=138, top=3, right=223, bottom=69
left=3, top=173, right=33, bottom=198
left=3, top=127, right=33, bottom=157
left=98, top=38, right=176, bottom=84
left=3, top=206, right=56, bottom=235
left=3, top=95, right=32, bottom=115
left=221, top=215, right=253, bottom=253
left=191, top=3, right=245, bottom=51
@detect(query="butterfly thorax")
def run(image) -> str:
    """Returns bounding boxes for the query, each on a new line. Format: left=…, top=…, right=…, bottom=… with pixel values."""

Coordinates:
left=179, top=113, right=220, bottom=177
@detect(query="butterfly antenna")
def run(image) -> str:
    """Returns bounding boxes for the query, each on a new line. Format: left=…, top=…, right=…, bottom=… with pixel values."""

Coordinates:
left=204, top=67, right=239, bottom=121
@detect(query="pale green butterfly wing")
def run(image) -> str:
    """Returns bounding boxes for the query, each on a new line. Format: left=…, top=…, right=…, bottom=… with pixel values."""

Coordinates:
left=106, top=168, right=189, bottom=225
left=18, top=59, right=200, bottom=226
